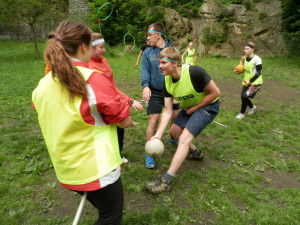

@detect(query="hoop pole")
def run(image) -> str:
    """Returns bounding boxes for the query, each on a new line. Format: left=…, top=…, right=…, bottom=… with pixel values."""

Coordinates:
left=72, top=192, right=87, bottom=225
left=98, top=19, right=101, bottom=33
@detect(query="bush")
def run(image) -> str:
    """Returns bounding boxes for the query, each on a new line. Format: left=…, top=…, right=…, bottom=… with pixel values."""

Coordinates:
left=259, top=12, right=267, bottom=21
left=202, top=16, right=229, bottom=47
left=88, top=0, right=206, bottom=45
left=244, top=0, right=254, bottom=10
left=282, top=32, right=300, bottom=57
left=219, top=0, right=242, bottom=5
left=281, top=0, right=300, bottom=56
left=243, top=33, right=253, bottom=40
left=88, top=0, right=165, bottom=46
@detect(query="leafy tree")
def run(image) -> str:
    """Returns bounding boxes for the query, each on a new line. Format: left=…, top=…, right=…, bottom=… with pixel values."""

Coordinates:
left=281, top=0, right=300, bottom=56
left=0, top=0, right=68, bottom=57
left=88, top=0, right=164, bottom=46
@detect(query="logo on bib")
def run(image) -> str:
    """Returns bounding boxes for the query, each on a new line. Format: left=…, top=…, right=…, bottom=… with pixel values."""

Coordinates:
left=176, top=94, right=194, bottom=101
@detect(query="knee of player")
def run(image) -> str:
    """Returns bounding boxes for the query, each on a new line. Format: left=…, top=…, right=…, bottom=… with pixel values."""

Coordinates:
left=148, top=117, right=159, bottom=128
left=168, top=129, right=175, bottom=138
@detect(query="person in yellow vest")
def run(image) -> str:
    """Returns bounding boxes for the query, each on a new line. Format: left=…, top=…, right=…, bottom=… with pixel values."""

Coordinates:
left=182, top=42, right=196, bottom=65
left=146, top=46, right=220, bottom=194
left=234, top=42, right=263, bottom=119
left=32, top=20, right=132, bottom=224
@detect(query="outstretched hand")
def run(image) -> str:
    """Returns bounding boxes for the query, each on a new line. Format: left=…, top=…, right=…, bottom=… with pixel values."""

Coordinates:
left=131, top=100, right=144, bottom=111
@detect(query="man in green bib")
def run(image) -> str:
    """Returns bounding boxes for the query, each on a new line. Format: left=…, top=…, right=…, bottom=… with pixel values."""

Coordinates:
left=146, top=47, right=220, bottom=194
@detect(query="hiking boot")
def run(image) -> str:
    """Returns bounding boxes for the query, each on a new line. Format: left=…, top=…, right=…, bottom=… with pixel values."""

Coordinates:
left=187, top=149, right=205, bottom=161
left=168, top=137, right=178, bottom=145
left=235, top=113, right=245, bottom=119
left=145, top=154, right=155, bottom=169
left=146, top=177, right=171, bottom=194
left=248, top=105, right=256, bottom=115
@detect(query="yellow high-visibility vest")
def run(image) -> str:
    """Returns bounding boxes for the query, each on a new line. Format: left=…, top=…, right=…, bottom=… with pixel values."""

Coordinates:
left=185, top=49, right=195, bottom=65
left=32, top=66, right=121, bottom=185
left=165, top=64, right=218, bottom=109
left=243, top=55, right=263, bottom=86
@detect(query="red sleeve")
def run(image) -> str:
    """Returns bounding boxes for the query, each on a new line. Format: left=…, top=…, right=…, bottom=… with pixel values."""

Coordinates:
left=87, top=72, right=130, bottom=124
left=116, top=89, right=131, bottom=103
left=89, top=58, right=132, bottom=104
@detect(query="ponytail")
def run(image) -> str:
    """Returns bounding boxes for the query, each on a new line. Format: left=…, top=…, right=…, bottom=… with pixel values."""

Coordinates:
left=44, top=20, right=92, bottom=100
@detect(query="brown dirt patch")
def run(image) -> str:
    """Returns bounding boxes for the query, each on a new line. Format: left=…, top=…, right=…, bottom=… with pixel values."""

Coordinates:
left=217, top=78, right=300, bottom=110
left=260, top=172, right=300, bottom=190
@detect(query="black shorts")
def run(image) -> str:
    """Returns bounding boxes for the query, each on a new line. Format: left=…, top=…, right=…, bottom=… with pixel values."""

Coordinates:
left=147, top=89, right=180, bottom=115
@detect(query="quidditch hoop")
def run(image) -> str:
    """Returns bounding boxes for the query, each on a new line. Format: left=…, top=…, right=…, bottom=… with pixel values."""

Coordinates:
left=123, top=33, right=135, bottom=50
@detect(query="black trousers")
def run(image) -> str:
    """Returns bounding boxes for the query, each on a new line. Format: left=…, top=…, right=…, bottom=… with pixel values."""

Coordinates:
left=117, top=127, right=124, bottom=155
left=240, top=85, right=261, bottom=114
left=78, top=177, right=123, bottom=225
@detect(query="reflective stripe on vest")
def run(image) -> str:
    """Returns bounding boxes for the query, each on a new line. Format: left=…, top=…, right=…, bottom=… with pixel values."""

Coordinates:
left=243, top=55, right=263, bottom=86
left=165, top=64, right=218, bottom=109
left=32, top=66, right=121, bottom=185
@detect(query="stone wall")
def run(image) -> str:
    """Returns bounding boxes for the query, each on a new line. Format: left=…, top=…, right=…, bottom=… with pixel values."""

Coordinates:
left=0, top=22, right=55, bottom=41
left=69, top=0, right=92, bottom=24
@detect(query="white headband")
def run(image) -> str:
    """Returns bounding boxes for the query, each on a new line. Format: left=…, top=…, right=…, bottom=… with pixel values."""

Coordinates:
left=92, top=39, right=105, bottom=46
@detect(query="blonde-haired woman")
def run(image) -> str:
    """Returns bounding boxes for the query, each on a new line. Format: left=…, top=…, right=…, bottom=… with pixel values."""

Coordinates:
left=234, top=42, right=263, bottom=119
left=182, top=42, right=196, bottom=65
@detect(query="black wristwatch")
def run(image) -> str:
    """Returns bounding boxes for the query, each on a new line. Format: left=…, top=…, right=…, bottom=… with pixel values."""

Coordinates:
left=129, top=100, right=134, bottom=105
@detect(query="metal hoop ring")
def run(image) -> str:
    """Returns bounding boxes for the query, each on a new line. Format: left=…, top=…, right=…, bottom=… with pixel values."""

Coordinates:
left=123, top=33, right=135, bottom=50
left=97, top=2, right=114, bottom=21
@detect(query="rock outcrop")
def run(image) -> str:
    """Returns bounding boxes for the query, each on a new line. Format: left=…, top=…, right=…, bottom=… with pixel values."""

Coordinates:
left=165, top=0, right=285, bottom=57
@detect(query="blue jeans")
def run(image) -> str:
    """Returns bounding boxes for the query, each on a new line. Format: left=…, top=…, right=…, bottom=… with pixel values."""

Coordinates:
left=173, top=100, right=220, bottom=137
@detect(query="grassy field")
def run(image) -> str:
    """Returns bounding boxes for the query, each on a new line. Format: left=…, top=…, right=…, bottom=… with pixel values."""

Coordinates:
left=0, top=40, right=299, bottom=225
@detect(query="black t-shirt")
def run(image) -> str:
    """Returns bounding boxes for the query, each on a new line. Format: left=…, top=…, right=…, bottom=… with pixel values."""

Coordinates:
left=162, top=66, right=212, bottom=97
left=141, top=44, right=150, bottom=51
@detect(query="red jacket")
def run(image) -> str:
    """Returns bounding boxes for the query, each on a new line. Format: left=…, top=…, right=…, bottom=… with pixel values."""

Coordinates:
left=89, top=56, right=133, bottom=105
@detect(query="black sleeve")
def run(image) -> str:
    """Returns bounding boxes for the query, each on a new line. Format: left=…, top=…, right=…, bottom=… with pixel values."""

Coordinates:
left=141, top=44, right=149, bottom=51
left=250, top=64, right=262, bottom=83
left=189, top=66, right=212, bottom=93
left=162, top=80, right=173, bottom=97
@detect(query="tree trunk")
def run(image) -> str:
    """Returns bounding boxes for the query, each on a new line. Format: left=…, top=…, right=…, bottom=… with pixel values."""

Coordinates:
left=30, top=25, right=40, bottom=58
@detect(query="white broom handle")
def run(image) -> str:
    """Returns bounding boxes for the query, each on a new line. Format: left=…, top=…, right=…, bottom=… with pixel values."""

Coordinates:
left=72, top=191, right=87, bottom=225
left=213, top=120, right=227, bottom=128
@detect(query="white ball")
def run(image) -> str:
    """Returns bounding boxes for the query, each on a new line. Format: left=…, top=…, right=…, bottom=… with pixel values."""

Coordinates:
left=145, top=138, right=164, bottom=157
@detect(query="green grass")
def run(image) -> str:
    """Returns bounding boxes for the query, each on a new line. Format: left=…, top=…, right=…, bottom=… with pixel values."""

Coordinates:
left=0, top=40, right=300, bottom=225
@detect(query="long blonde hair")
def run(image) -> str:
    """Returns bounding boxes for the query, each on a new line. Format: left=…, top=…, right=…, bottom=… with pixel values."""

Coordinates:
left=44, top=20, right=92, bottom=100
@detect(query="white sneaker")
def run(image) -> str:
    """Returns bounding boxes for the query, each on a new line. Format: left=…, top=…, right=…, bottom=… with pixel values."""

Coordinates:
left=248, top=105, right=256, bottom=115
left=235, top=113, right=245, bottom=119
left=122, top=157, right=128, bottom=164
